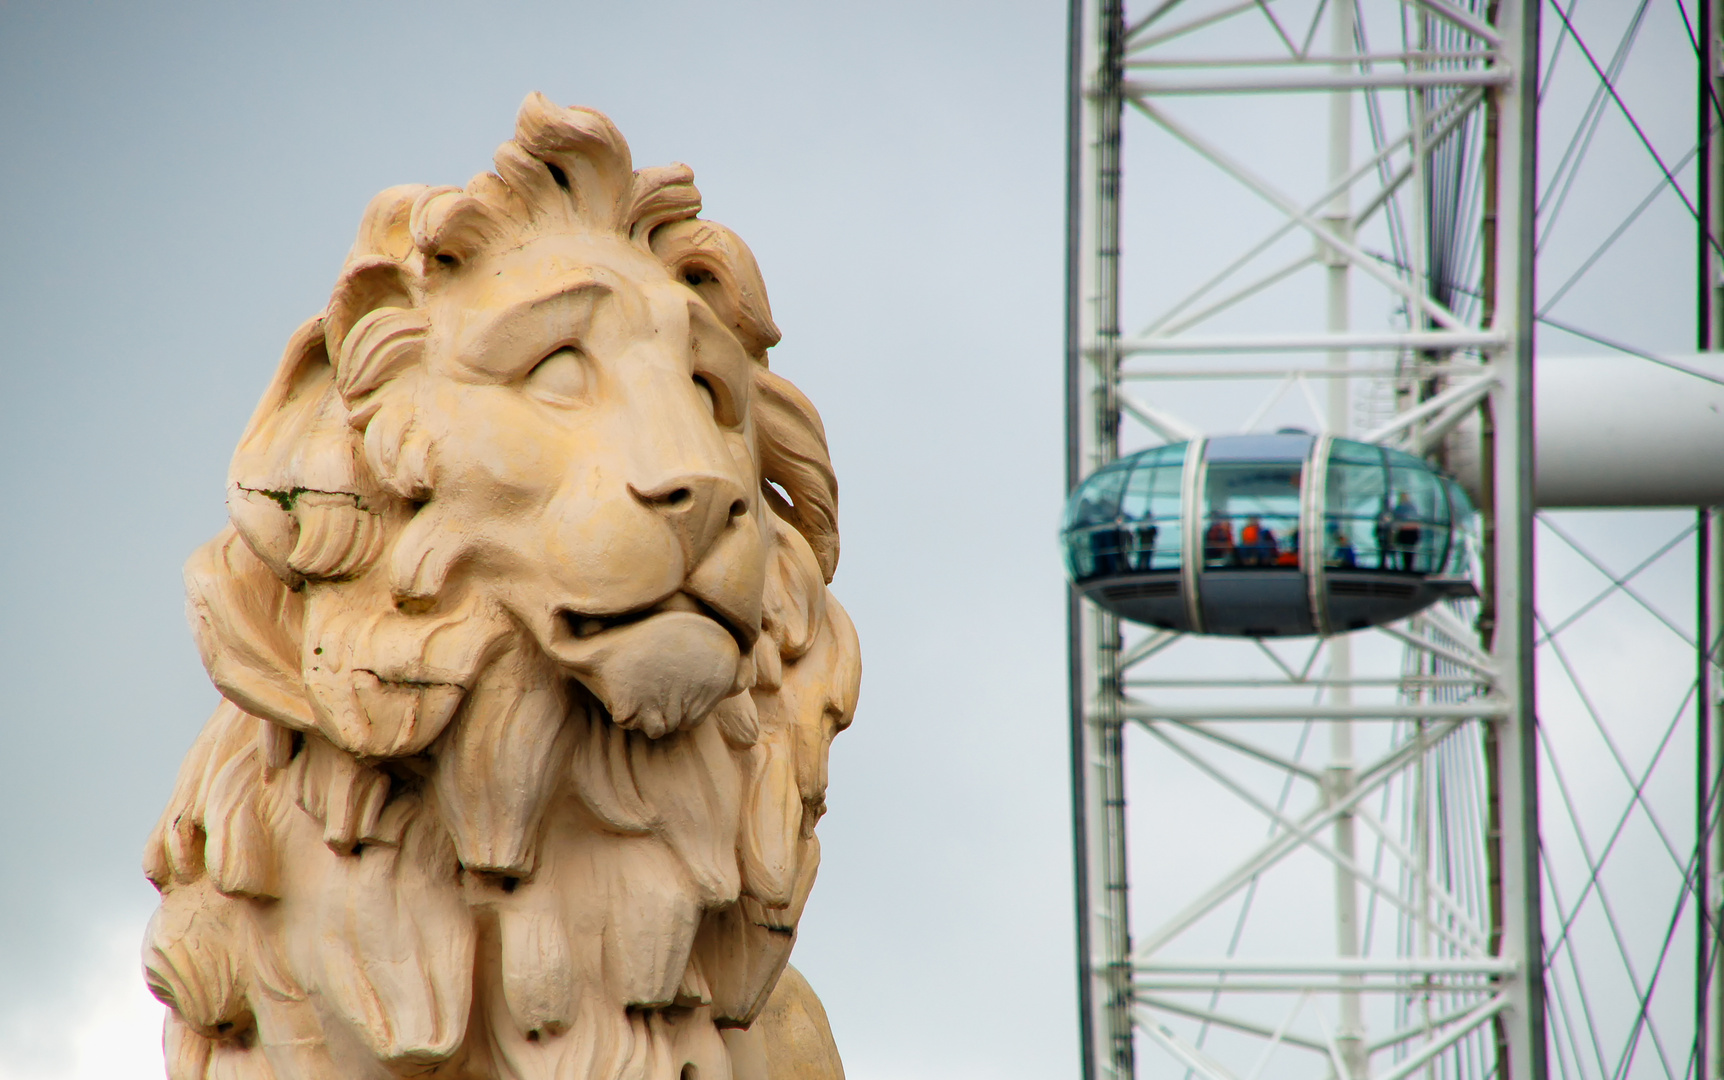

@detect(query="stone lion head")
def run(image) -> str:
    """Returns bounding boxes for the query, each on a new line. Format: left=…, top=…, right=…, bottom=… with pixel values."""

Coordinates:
left=142, top=94, right=860, bottom=1080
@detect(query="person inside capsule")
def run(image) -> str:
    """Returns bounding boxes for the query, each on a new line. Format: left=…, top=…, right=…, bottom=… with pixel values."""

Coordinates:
left=1204, top=513, right=1235, bottom=566
left=1205, top=456, right=1300, bottom=570
left=1239, top=515, right=1276, bottom=566
left=1388, top=490, right=1422, bottom=571
left=1131, top=509, right=1158, bottom=571
left=1061, top=436, right=1478, bottom=637
left=1328, top=527, right=1357, bottom=568
left=1070, top=489, right=1125, bottom=580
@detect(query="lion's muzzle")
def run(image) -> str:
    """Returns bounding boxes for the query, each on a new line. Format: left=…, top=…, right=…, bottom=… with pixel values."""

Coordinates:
left=546, top=601, right=744, bottom=739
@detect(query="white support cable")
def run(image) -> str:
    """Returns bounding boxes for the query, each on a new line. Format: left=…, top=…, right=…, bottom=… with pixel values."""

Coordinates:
left=1125, top=68, right=1509, bottom=94
left=1289, top=636, right=1327, bottom=680
left=1252, top=635, right=1304, bottom=683
left=1371, top=995, right=1511, bottom=1080
left=1123, top=365, right=1408, bottom=380
left=1537, top=616, right=1692, bottom=869
left=1352, top=803, right=1493, bottom=948
left=1534, top=717, right=1695, bottom=1080
left=1358, top=373, right=1498, bottom=444
left=1536, top=519, right=1700, bottom=644
left=1548, top=786, right=1696, bottom=1080
left=1239, top=375, right=1297, bottom=434
left=1138, top=958, right=1513, bottom=974
left=1353, top=86, right=1488, bottom=237
left=1599, top=873, right=1692, bottom=1080
left=1241, top=993, right=1316, bottom=1080
left=1538, top=514, right=1699, bottom=649
left=1148, top=253, right=1320, bottom=340
left=1401, top=382, right=1502, bottom=456
left=1312, top=1004, right=1360, bottom=1080
left=1544, top=0, right=1705, bottom=239
left=1402, top=0, right=1503, bottom=49
left=1120, top=701, right=1505, bottom=720
left=1118, top=390, right=1201, bottom=442
left=1127, top=50, right=1497, bottom=68
left=1132, top=716, right=1326, bottom=782
left=1139, top=85, right=1485, bottom=338
left=1377, top=622, right=1499, bottom=679
left=1537, top=638, right=1696, bottom=910
left=1129, top=1, right=1259, bottom=52
left=1209, top=714, right=1319, bottom=1044
left=1117, top=629, right=1181, bottom=672
left=1254, top=0, right=1299, bottom=56
left=1153, top=734, right=1488, bottom=958
left=1121, top=0, right=1181, bottom=42
left=1296, top=372, right=1329, bottom=432
left=1537, top=748, right=1686, bottom=979
left=1126, top=676, right=1488, bottom=688
left=1129, top=96, right=1471, bottom=331
left=1538, top=856, right=1619, bottom=1078
left=1366, top=997, right=1509, bottom=1052
left=1135, top=994, right=1327, bottom=1055
left=1137, top=720, right=1487, bottom=956
left=1136, top=1015, right=1243, bottom=1080
left=1539, top=126, right=1713, bottom=314
left=1415, top=603, right=1491, bottom=661
left=1120, top=330, right=1506, bottom=353
left=1535, top=2, right=1664, bottom=301
left=1135, top=977, right=1500, bottom=993
left=1134, top=718, right=1467, bottom=957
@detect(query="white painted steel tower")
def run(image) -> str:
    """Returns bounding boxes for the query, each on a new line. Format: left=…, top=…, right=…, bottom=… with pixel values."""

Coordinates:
left=1064, top=2, right=1724, bottom=1078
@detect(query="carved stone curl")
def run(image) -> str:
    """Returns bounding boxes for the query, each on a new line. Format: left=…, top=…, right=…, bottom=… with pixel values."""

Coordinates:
left=142, top=94, right=860, bottom=1080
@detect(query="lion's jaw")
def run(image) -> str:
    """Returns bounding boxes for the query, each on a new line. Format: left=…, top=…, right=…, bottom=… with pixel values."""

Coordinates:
left=383, top=232, right=768, bottom=738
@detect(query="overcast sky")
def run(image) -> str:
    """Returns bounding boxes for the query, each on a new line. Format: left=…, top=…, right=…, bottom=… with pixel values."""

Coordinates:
left=0, top=3, right=1073, bottom=1077
left=0, top=2, right=1705, bottom=1079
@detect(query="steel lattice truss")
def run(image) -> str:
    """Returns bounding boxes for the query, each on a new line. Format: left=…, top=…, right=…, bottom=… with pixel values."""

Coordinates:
left=1065, top=0, right=1720, bottom=1078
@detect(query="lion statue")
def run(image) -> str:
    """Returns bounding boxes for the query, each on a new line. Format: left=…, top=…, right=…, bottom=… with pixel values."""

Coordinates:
left=141, top=93, right=861, bottom=1080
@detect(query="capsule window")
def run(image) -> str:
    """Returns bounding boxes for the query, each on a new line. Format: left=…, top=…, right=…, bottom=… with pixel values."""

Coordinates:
left=1325, top=454, right=1388, bottom=570
left=1442, top=478, right=1478, bottom=576
left=1330, top=438, right=1386, bottom=465
left=1202, top=460, right=1301, bottom=570
left=1064, top=463, right=1132, bottom=581
left=1120, top=453, right=1185, bottom=572
left=1063, top=435, right=1479, bottom=637
left=1384, top=467, right=1446, bottom=574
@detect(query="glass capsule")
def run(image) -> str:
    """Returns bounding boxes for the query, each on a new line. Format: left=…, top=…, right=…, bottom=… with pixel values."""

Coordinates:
left=1061, top=434, right=1478, bottom=637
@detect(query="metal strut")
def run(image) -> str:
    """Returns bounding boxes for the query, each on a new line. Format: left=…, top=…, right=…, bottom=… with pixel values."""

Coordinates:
left=1065, top=1, right=1546, bottom=1077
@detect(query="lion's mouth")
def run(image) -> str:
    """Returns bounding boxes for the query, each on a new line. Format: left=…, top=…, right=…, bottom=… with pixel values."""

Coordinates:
left=557, top=591, right=753, bottom=654
left=546, top=592, right=749, bottom=739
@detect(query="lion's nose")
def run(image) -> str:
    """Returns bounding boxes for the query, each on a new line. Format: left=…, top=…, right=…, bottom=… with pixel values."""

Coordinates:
left=629, top=473, right=749, bottom=567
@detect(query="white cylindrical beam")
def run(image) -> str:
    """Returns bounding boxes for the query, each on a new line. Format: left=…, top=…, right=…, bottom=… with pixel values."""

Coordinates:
left=1445, top=352, right=1724, bottom=507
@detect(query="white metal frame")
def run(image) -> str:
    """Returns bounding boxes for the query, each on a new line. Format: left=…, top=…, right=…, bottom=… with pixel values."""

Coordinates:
left=1065, top=1, right=1545, bottom=1076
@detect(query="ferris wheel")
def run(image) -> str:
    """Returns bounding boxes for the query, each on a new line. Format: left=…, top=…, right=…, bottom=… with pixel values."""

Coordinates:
left=1063, top=1, right=1724, bottom=1078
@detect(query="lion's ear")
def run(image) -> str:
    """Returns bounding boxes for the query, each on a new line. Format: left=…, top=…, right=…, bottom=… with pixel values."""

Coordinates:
left=649, top=218, right=780, bottom=357
left=325, top=257, right=418, bottom=355
left=754, top=368, right=839, bottom=583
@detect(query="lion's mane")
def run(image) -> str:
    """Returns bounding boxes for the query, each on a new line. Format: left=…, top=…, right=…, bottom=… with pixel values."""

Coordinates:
left=142, top=94, right=860, bottom=1080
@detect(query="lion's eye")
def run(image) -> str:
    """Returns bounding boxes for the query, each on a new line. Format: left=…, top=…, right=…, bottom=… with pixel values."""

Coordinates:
left=692, top=375, right=717, bottom=416
left=692, top=373, right=742, bottom=428
left=526, top=348, right=589, bottom=403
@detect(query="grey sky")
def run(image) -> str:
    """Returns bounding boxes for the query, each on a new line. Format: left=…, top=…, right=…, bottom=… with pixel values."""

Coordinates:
left=0, top=1, right=1706, bottom=1077
left=0, top=3, right=1072, bottom=1077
